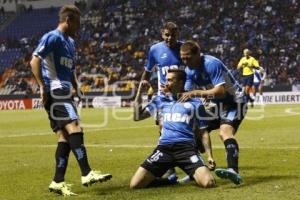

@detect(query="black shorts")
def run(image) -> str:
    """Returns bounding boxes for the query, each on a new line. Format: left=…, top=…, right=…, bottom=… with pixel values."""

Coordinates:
left=44, top=89, right=79, bottom=132
left=141, top=142, right=205, bottom=178
left=206, top=102, right=247, bottom=132
left=241, top=74, right=254, bottom=87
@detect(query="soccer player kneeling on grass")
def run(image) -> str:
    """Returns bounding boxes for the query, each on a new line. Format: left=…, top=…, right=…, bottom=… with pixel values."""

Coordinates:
left=130, top=69, right=215, bottom=189
left=30, top=5, right=111, bottom=196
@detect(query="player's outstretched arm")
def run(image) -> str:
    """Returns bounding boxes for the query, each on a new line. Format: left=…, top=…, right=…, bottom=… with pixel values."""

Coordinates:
left=178, top=85, right=225, bottom=102
left=135, top=70, right=151, bottom=99
left=198, top=128, right=216, bottom=170
left=133, top=83, right=151, bottom=121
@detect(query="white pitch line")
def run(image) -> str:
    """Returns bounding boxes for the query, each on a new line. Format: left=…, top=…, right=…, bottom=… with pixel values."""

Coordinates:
left=0, top=125, right=156, bottom=138
left=285, top=108, right=300, bottom=115
left=0, top=107, right=299, bottom=138
left=0, top=144, right=299, bottom=150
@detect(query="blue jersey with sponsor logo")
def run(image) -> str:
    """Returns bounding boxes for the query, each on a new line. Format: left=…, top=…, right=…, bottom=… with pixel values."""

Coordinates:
left=33, top=29, right=76, bottom=91
left=145, top=41, right=183, bottom=88
left=145, top=94, right=207, bottom=145
left=184, top=55, right=246, bottom=104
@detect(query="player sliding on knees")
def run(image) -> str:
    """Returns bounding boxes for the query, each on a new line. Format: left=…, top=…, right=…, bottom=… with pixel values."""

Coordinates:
left=130, top=69, right=216, bottom=189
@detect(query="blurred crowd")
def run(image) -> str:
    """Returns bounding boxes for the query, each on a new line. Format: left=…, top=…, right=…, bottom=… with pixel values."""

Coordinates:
left=0, top=0, right=299, bottom=95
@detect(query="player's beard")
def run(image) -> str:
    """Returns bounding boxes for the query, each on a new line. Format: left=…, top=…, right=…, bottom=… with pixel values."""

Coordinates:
left=166, top=40, right=176, bottom=48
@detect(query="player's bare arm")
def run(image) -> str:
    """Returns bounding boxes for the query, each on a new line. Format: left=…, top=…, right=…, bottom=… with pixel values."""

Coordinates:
left=71, top=71, right=83, bottom=99
left=133, top=84, right=151, bottom=121
left=30, top=55, right=48, bottom=105
left=135, top=70, right=152, bottom=97
left=198, top=129, right=216, bottom=170
left=178, top=84, right=226, bottom=102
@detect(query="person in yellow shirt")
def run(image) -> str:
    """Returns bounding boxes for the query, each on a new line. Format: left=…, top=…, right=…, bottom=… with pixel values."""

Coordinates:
left=237, top=49, right=260, bottom=106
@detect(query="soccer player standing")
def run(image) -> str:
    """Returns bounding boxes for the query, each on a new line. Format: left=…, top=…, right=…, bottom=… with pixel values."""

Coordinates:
left=30, top=5, right=111, bottom=196
left=130, top=69, right=215, bottom=189
left=237, top=49, right=261, bottom=107
left=136, top=21, right=183, bottom=94
left=179, top=41, right=247, bottom=185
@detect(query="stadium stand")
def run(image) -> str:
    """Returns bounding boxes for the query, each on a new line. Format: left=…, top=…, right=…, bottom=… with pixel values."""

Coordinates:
left=0, top=0, right=299, bottom=95
left=0, top=7, right=59, bottom=40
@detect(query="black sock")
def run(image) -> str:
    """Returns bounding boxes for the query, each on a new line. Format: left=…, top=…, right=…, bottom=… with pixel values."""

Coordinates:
left=148, top=177, right=177, bottom=188
left=53, top=142, right=71, bottom=183
left=224, top=138, right=239, bottom=173
left=247, top=94, right=254, bottom=102
left=68, top=132, right=91, bottom=176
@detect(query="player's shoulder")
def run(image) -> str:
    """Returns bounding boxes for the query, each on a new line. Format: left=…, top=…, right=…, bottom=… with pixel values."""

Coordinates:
left=204, top=54, right=221, bottom=64
left=203, top=55, right=224, bottom=70
left=40, top=29, right=61, bottom=43
left=240, top=56, right=246, bottom=61
left=41, top=29, right=60, bottom=39
left=250, top=56, right=258, bottom=61
left=150, top=41, right=165, bottom=50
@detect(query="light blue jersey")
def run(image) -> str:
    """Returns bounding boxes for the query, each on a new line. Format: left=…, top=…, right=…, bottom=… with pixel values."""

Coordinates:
left=184, top=55, right=246, bottom=104
left=145, top=94, right=207, bottom=145
left=145, top=41, right=183, bottom=89
left=33, top=29, right=76, bottom=91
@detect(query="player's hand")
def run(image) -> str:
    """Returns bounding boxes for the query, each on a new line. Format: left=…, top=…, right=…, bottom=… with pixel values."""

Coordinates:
left=178, top=91, right=194, bottom=102
left=40, top=87, right=49, bottom=106
left=139, top=80, right=150, bottom=92
left=207, top=157, right=216, bottom=171
left=72, top=88, right=84, bottom=102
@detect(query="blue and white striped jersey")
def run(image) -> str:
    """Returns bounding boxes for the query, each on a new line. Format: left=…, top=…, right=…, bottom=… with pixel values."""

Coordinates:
left=33, top=29, right=76, bottom=91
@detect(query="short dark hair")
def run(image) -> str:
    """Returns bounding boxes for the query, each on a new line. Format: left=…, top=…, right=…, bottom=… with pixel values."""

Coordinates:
left=180, top=40, right=201, bottom=55
left=59, top=5, right=80, bottom=23
left=168, top=69, right=186, bottom=83
left=162, top=21, right=178, bottom=33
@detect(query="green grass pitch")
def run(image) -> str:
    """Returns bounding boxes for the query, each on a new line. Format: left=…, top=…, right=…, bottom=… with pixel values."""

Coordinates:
left=0, top=104, right=300, bottom=200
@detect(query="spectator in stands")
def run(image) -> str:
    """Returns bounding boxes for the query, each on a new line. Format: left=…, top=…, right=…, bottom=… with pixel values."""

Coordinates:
left=0, top=0, right=299, bottom=94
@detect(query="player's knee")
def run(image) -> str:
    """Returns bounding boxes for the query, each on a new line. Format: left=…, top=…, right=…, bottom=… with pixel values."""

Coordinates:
left=219, top=124, right=235, bottom=141
left=64, top=121, right=82, bottom=134
left=202, top=177, right=216, bottom=188
left=57, top=130, right=68, bottom=142
left=129, top=179, right=141, bottom=189
left=129, top=182, right=136, bottom=189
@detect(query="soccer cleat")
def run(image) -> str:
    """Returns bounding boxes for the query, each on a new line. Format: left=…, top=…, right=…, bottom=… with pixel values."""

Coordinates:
left=215, top=168, right=242, bottom=185
left=49, top=181, right=77, bottom=196
left=178, top=175, right=191, bottom=184
left=167, top=172, right=178, bottom=184
left=81, top=170, right=112, bottom=186
left=163, top=168, right=176, bottom=178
